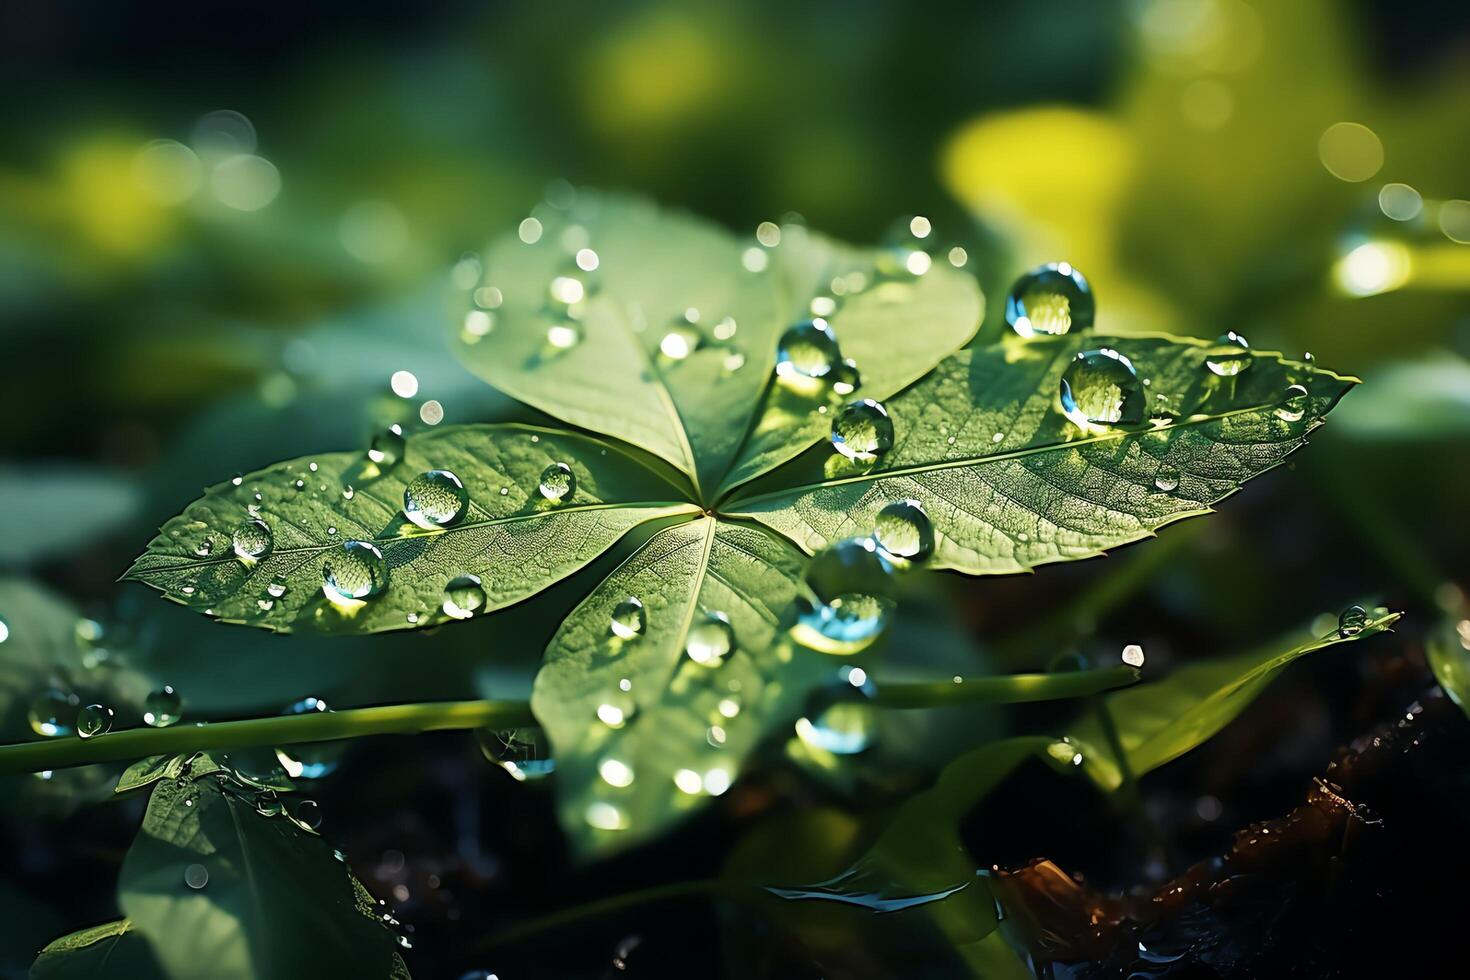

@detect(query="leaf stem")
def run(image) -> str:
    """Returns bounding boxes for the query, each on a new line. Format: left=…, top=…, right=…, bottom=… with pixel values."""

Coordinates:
left=478, top=879, right=732, bottom=950
left=0, top=699, right=535, bottom=775
left=871, top=665, right=1140, bottom=709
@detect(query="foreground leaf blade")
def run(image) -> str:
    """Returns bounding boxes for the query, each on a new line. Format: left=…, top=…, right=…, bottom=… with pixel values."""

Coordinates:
left=123, top=424, right=695, bottom=634
left=31, top=920, right=165, bottom=980
left=532, top=517, right=834, bottom=855
left=1068, top=607, right=1401, bottom=790
left=728, top=334, right=1357, bottom=572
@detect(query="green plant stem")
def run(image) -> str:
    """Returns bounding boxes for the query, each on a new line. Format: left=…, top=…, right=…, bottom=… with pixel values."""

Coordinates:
left=872, top=665, right=1140, bottom=709
left=0, top=699, right=535, bottom=775
left=480, top=879, right=732, bottom=950
left=1090, top=694, right=1169, bottom=866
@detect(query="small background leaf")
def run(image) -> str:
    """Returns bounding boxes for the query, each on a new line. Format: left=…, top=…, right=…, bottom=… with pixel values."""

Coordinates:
left=30, top=920, right=164, bottom=980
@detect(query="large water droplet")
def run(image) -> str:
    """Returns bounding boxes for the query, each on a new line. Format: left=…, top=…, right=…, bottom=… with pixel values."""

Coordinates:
left=686, top=611, right=735, bottom=666
left=403, top=470, right=468, bottom=529
left=791, top=537, right=896, bottom=655
left=28, top=690, right=79, bottom=737
left=231, top=518, right=273, bottom=561
left=538, top=462, right=575, bottom=502
left=1276, top=383, right=1309, bottom=422
left=77, top=704, right=114, bottom=739
left=795, top=700, right=875, bottom=755
left=776, top=319, right=841, bottom=380
left=659, top=320, right=702, bottom=361
left=830, top=399, right=894, bottom=461
left=1154, top=464, right=1180, bottom=492
left=322, top=541, right=389, bottom=601
left=184, top=863, right=210, bottom=889
left=478, top=728, right=555, bottom=781
left=143, top=686, right=182, bottom=727
left=610, top=596, right=647, bottom=639
left=1338, top=604, right=1369, bottom=637
left=1006, top=262, right=1094, bottom=337
left=1059, top=348, right=1145, bottom=432
left=274, top=696, right=341, bottom=779
left=872, top=499, right=935, bottom=564
left=442, top=574, right=487, bottom=620
left=1205, top=332, right=1252, bottom=376
left=368, top=424, right=406, bottom=467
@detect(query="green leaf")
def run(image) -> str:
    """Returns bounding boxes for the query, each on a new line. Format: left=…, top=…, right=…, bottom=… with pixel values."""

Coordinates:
left=719, top=226, right=982, bottom=494
left=453, top=194, right=981, bottom=499
left=532, top=516, right=835, bottom=855
left=1427, top=614, right=1470, bottom=720
left=118, top=763, right=402, bottom=979
left=727, top=334, right=1357, bottom=571
left=30, top=920, right=165, bottom=980
left=123, top=424, right=695, bottom=634
left=1334, top=351, right=1470, bottom=443
left=1068, top=607, right=1401, bottom=790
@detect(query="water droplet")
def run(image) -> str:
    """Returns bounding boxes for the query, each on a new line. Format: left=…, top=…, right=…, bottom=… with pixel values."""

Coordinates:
left=1006, top=262, right=1094, bottom=337
left=538, top=462, right=575, bottom=502
left=586, top=801, right=629, bottom=830
left=1047, top=738, right=1084, bottom=767
left=28, top=690, right=79, bottom=737
left=368, top=424, right=406, bottom=467
left=1205, top=331, right=1252, bottom=376
left=194, top=539, right=214, bottom=557
left=1338, top=604, right=1369, bottom=637
left=143, top=686, right=183, bottom=727
left=546, top=323, right=582, bottom=350
left=342, top=485, right=355, bottom=501
left=599, top=758, right=635, bottom=787
left=293, top=479, right=306, bottom=491
left=790, top=537, right=896, bottom=655
left=442, top=574, right=488, bottom=620
left=230, top=473, right=244, bottom=486
left=1121, top=644, right=1146, bottom=668
left=274, top=697, right=340, bottom=779
left=231, top=518, right=273, bottom=561
left=478, top=728, right=555, bottom=781
left=610, top=596, right=646, bottom=639
left=831, top=358, right=862, bottom=395
left=294, top=799, right=323, bottom=830
left=255, top=791, right=283, bottom=817
left=403, top=470, right=468, bottom=529
left=872, top=499, right=935, bottom=564
left=322, top=541, right=389, bottom=601
left=686, top=611, right=735, bottom=666
left=1154, top=464, right=1180, bottom=492
left=77, top=704, right=114, bottom=739
left=266, top=577, right=288, bottom=598
left=1276, top=384, right=1309, bottom=422
left=776, top=319, right=841, bottom=380
left=830, top=399, right=894, bottom=461
left=659, top=321, right=702, bottom=361
left=795, top=700, right=875, bottom=755
left=184, top=864, right=209, bottom=889
left=1059, top=348, right=1145, bottom=433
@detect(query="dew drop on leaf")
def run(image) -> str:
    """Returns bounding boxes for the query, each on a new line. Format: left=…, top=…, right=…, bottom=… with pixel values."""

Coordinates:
left=795, top=700, right=875, bottom=755
left=28, top=690, right=79, bottom=737
left=322, top=541, right=389, bottom=601
left=1047, top=738, right=1085, bottom=766
left=776, top=318, right=842, bottom=380
left=442, top=574, right=487, bottom=620
left=1121, top=644, right=1146, bottom=668
left=1006, top=261, right=1094, bottom=337
left=790, top=537, right=896, bottom=655
left=538, top=462, right=576, bottom=502
left=478, top=728, right=555, bottom=781
left=1338, top=604, right=1369, bottom=637
left=686, top=611, right=735, bottom=666
left=342, top=485, right=355, bottom=500
left=609, top=596, right=646, bottom=639
left=266, top=577, right=288, bottom=598
left=183, top=863, right=209, bottom=889
left=194, top=539, right=214, bottom=557
left=659, top=320, right=702, bottom=361
left=546, top=322, right=582, bottom=350
left=830, top=399, right=894, bottom=461
left=1276, top=383, right=1310, bottom=422
left=76, top=703, right=114, bottom=739
left=368, top=424, right=406, bottom=467
left=231, top=518, right=273, bottom=561
left=143, top=686, right=182, bottom=727
left=294, top=799, right=323, bottom=830
left=872, top=499, right=935, bottom=563
left=831, top=357, right=862, bottom=395
left=1059, top=348, right=1145, bottom=433
left=1154, top=464, right=1181, bottom=492
left=403, top=469, right=468, bottom=529
left=1205, top=331, right=1252, bottom=377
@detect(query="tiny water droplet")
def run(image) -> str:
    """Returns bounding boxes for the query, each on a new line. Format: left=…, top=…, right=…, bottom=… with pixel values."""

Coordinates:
left=585, top=800, right=629, bottom=830
left=610, top=596, right=646, bottom=639
left=143, top=686, right=182, bottom=727
left=1006, top=262, right=1094, bottom=337
left=293, top=479, right=306, bottom=491
left=1154, top=464, right=1180, bottom=492
left=184, top=864, right=209, bottom=889
left=180, top=584, right=196, bottom=596
left=322, top=541, right=389, bottom=601
left=368, top=424, right=406, bottom=467
left=230, top=473, right=244, bottom=486
left=1121, top=644, right=1146, bottom=668
left=342, top=485, right=355, bottom=500
left=231, top=518, right=273, bottom=561
left=28, top=690, right=79, bottom=737
left=830, top=399, right=894, bottom=461
left=546, top=322, right=582, bottom=350
left=1047, top=738, right=1085, bottom=767
left=326, top=526, right=336, bottom=536
left=1276, top=384, right=1309, bottom=422
left=1059, top=349, right=1145, bottom=432
left=1338, top=604, right=1369, bottom=637
left=659, top=321, right=702, bottom=361
left=776, top=319, right=841, bottom=380
left=538, top=462, right=575, bottom=502
left=478, top=728, right=555, bottom=781
left=266, top=577, right=288, bottom=598
left=77, top=704, right=114, bottom=739
left=194, top=539, right=214, bottom=557
left=1205, top=331, right=1252, bottom=376
left=831, top=358, right=862, bottom=395
left=598, top=757, right=635, bottom=787
left=873, top=499, right=935, bottom=563
left=403, top=470, right=468, bottom=529
left=442, top=574, right=487, bottom=620
left=686, top=611, right=735, bottom=666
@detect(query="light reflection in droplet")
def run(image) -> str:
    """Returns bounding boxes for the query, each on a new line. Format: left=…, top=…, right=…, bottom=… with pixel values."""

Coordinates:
left=518, top=217, right=543, bottom=244
left=756, top=221, right=781, bottom=247
left=390, top=371, right=419, bottom=398
left=1318, top=122, right=1383, bottom=183
left=1378, top=183, right=1423, bottom=222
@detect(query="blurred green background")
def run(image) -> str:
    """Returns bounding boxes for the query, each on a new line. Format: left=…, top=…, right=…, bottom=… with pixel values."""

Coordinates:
left=1, top=0, right=1468, bottom=975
